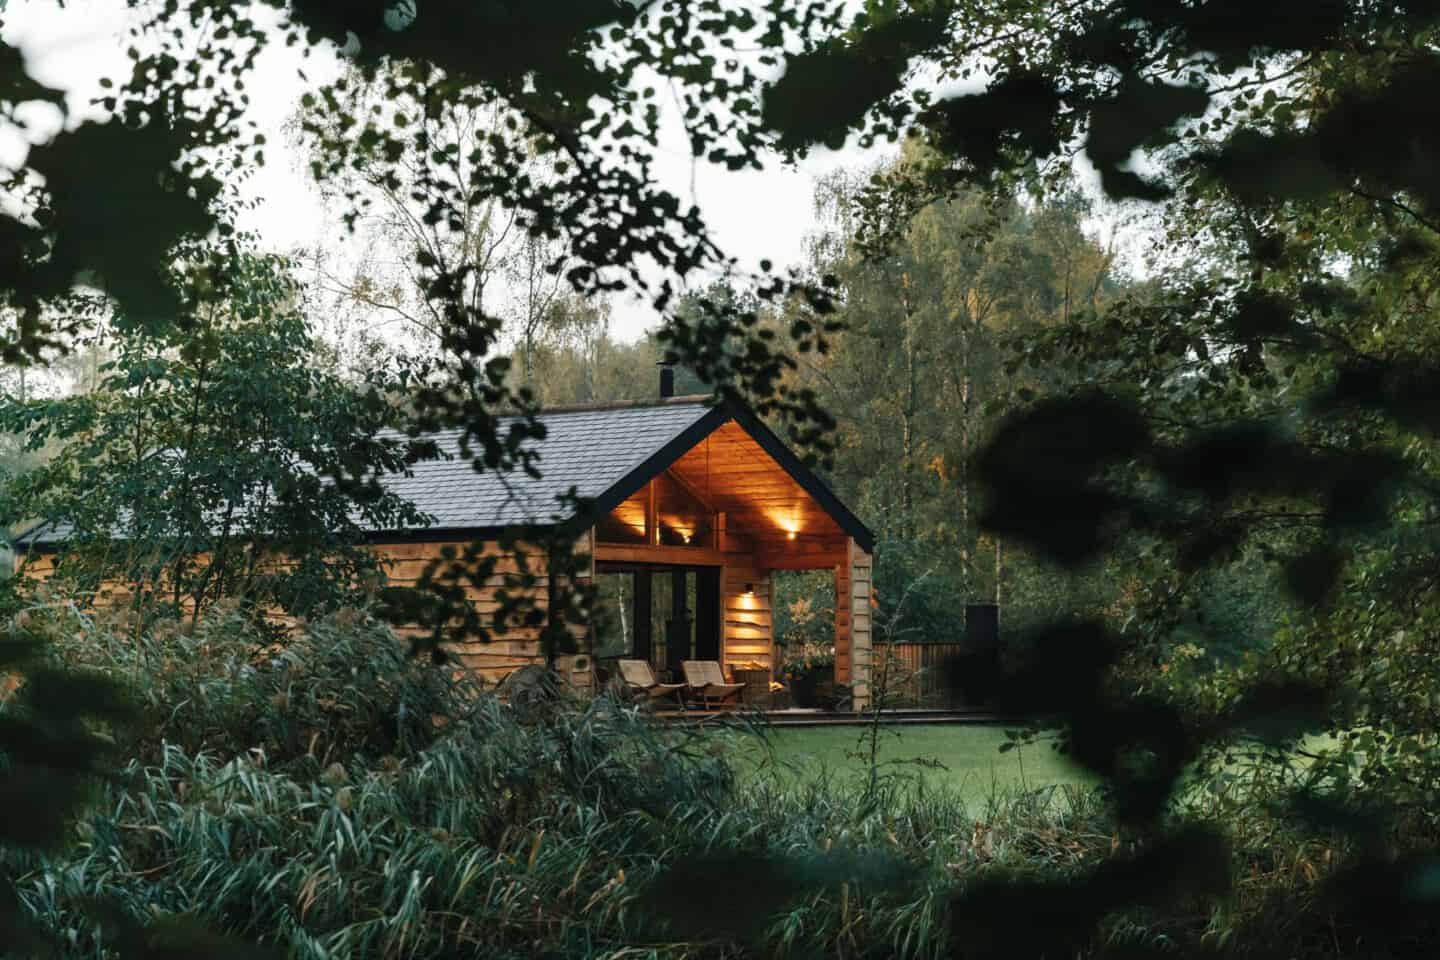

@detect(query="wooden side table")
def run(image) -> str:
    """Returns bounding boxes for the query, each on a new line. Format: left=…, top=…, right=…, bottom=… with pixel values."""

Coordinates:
left=732, top=668, right=772, bottom=708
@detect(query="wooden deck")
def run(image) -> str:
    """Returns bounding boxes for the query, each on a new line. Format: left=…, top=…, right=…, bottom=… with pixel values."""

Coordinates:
left=653, top=707, right=998, bottom=727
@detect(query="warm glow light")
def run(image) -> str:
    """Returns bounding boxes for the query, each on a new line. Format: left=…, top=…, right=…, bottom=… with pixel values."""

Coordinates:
left=612, top=499, right=647, bottom=534
left=763, top=503, right=806, bottom=542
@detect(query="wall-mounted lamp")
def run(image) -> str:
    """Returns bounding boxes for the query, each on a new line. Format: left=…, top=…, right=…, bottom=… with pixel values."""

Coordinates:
left=786, top=530, right=797, bottom=541
left=744, top=583, right=755, bottom=596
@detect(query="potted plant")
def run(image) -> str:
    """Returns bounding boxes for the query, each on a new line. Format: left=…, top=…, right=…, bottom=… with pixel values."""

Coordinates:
left=779, top=650, right=835, bottom=708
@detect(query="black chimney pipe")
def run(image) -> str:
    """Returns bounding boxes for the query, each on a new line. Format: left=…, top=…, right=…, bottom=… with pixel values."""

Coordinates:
left=657, top=361, right=675, bottom=398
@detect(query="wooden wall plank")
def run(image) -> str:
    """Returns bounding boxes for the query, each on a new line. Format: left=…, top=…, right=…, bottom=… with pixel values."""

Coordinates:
left=669, top=421, right=849, bottom=558
left=593, top=543, right=724, bottom=566
left=834, top=559, right=851, bottom=683
left=721, top=556, right=772, bottom=673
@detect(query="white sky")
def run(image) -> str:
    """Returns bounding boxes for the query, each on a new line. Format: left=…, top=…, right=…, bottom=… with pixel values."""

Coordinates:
left=2, top=0, right=900, bottom=343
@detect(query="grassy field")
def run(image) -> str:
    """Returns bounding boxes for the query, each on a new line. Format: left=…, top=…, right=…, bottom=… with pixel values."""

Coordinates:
left=733, top=722, right=1088, bottom=803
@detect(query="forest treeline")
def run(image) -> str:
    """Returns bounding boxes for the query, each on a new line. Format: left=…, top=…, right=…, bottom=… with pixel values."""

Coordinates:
left=0, top=172, right=1183, bottom=653
left=0, top=155, right=1292, bottom=662
left=0, top=163, right=1134, bottom=644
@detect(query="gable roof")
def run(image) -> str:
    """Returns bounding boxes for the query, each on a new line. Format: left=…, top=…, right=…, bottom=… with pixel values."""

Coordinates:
left=568, top=400, right=875, bottom=552
left=381, top=397, right=717, bottom=531
left=14, top=396, right=876, bottom=553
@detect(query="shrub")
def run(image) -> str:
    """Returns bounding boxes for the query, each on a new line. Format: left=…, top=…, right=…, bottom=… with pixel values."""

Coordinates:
left=29, top=602, right=474, bottom=772
left=11, top=697, right=751, bottom=958
left=5, top=609, right=1428, bottom=959
left=778, top=650, right=836, bottom=686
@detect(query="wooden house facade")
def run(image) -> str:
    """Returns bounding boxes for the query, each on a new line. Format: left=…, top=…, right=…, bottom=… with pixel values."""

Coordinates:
left=12, top=392, right=877, bottom=707
left=368, top=393, right=876, bottom=707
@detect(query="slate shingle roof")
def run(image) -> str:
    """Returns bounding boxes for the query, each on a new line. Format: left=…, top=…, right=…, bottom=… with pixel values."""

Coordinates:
left=12, top=517, right=73, bottom=547
left=13, top=398, right=717, bottom=546
left=379, top=398, right=715, bottom=531
left=11, top=396, right=884, bottom=552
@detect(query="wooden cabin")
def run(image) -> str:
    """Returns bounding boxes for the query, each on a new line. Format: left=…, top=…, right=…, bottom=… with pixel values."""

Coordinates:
left=370, top=390, right=876, bottom=707
left=12, top=388, right=877, bottom=707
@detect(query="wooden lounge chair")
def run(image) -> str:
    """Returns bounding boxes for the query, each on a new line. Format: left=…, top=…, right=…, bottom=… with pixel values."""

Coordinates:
left=617, top=659, right=685, bottom=705
left=681, top=660, right=746, bottom=710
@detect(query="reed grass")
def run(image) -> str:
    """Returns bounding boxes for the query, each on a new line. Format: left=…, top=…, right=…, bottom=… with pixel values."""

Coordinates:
left=0, top=608, right=1382, bottom=958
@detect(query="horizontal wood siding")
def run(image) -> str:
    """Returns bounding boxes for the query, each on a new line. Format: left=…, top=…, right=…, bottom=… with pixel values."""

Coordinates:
left=834, top=558, right=851, bottom=684
left=11, top=550, right=294, bottom=625
left=16, top=538, right=587, bottom=689
left=376, top=537, right=593, bottom=687
left=722, top=558, right=772, bottom=674
left=14, top=551, right=55, bottom=581
left=670, top=423, right=848, bottom=556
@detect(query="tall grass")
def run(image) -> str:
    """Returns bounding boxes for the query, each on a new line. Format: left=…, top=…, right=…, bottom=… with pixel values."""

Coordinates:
left=13, top=696, right=1004, bottom=958
left=1, top=608, right=1399, bottom=958
left=27, top=603, right=471, bottom=772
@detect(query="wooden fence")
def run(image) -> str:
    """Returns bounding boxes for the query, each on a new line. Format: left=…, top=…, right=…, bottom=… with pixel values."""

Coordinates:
left=869, top=642, right=984, bottom=709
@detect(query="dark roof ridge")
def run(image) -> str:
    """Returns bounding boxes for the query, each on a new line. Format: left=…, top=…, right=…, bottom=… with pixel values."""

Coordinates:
left=379, top=395, right=718, bottom=440
left=527, top=395, right=713, bottom=415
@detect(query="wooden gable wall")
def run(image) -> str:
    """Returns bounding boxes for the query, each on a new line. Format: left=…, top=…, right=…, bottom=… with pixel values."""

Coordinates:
left=669, top=421, right=848, bottom=564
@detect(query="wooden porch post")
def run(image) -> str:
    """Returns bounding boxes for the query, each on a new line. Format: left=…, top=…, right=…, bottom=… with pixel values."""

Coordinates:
left=834, top=560, right=850, bottom=684
left=846, top=537, right=874, bottom=711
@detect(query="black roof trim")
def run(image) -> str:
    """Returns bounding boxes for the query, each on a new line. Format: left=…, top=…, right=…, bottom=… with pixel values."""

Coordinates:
left=14, top=524, right=546, bottom=554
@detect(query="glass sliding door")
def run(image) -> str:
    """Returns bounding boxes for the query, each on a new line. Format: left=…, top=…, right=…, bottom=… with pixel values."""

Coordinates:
left=592, top=570, right=636, bottom=658
left=652, top=568, right=700, bottom=676
left=594, top=563, right=720, bottom=681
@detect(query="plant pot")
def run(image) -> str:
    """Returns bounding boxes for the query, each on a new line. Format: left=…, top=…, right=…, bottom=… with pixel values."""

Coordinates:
left=790, top=672, right=820, bottom=708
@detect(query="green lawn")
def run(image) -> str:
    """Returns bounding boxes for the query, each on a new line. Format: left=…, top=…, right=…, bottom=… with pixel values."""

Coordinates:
left=732, top=723, right=1089, bottom=803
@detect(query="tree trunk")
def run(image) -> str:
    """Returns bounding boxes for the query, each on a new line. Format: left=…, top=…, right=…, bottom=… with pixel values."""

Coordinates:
left=957, top=286, right=986, bottom=599
left=900, top=273, right=919, bottom=539
left=958, top=296, right=974, bottom=597
left=994, top=537, right=1002, bottom=609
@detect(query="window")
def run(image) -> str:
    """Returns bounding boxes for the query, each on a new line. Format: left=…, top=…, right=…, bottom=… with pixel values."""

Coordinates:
left=595, top=488, right=647, bottom=544
left=654, top=472, right=713, bottom=548
left=592, top=571, right=636, bottom=658
left=594, top=472, right=716, bottom=548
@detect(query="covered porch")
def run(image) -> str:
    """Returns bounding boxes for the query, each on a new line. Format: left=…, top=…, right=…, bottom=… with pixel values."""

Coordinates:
left=585, top=414, right=875, bottom=709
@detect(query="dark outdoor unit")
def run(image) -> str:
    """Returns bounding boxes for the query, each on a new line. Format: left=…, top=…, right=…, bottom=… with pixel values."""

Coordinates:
left=965, top=603, right=1000, bottom=652
left=961, top=602, right=1001, bottom=707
